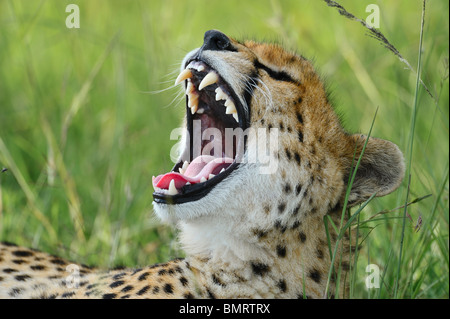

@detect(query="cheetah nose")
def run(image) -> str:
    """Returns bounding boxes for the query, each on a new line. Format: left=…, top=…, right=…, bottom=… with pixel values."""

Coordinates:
left=202, top=30, right=233, bottom=52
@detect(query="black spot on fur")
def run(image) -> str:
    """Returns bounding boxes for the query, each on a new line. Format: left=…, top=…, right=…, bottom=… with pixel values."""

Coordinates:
left=317, top=249, right=324, bottom=259
left=274, top=220, right=287, bottom=233
left=30, top=264, right=45, bottom=271
left=102, top=293, right=117, bottom=299
left=9, top=287, right=24, bottom=297
left=207, top=288, right=216, bottom=299
left=298, top=131, right=304, bottom=143
left=277, top=279, right=287, bottom=293
left=299, top=232, right=307, bottom=243
left=163, top=283, right=174, bottom=294
left=50, top=258, right=66, bottom=265
left=294, top=152, right=301, bottom=165
left=109, top=280, right=125, bottom=288
left=138, top=272, right=150, bottom=281
left=158, top=269, right=167, bottom=276
left=251, top=262, right=270, bottom=276
left=112, top=272, right=126, bottom=280
left=121, top=285, right=134, bottom=293
left=12, top=259, right=26, bottom=265
left=13, top=250, right=33, bottom=258
left=136, top=285, right=151, bottom=296
left=3, top=268, right=18, bottom=273
left=254, top=229, right=268, bottom=239
left=276, top=245, right=287, bottom=258
left=14, top=274, right=31, bottom=281
left=297, top=97, right=303, bottom=105
left=296, top=112, right=304, bottom=124
left=278, top=202, right=286, bottom=214
left=309, top=269, right=322, bottom=283
left=152, top=286, right=160, bottom=294
left=61, top=291, right=76, bottom=298
left=212, top=274, right=226, bottom=287
left=285, top=149, right=292, bottom=160
left=130, top=268, right=143, bottom=276
left=291, top=220, right=301, bottom=229
left=179, top=276, right=188, bottom=287
left=295, top=184, right=302, bottom=196
left=292, top=205, right=300, bottom=216
left=184, top=292, right=195, bottom=299
left=284, top=183, right=292, bottom=194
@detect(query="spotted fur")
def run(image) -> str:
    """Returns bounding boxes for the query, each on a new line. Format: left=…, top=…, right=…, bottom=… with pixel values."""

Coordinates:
left=0, top=30, right=404, bottom=299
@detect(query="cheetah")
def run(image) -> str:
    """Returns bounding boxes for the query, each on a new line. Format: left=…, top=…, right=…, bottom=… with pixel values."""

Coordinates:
left=0, top=30, right=404, bottom=299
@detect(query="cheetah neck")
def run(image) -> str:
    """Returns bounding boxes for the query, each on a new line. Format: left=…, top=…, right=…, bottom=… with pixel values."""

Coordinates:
left=179, top=205, right=350, bottom=299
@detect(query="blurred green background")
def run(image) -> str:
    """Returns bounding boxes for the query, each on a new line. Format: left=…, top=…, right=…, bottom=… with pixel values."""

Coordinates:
left=0, top=0, right=448, bottom=298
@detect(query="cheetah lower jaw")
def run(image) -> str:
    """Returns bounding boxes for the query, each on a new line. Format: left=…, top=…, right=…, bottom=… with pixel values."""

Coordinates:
left=152, top=155, right=233, bottom=195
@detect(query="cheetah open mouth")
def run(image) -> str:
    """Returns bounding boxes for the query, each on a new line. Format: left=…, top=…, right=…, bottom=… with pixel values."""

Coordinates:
left=152, top=59, right=247, bottom=204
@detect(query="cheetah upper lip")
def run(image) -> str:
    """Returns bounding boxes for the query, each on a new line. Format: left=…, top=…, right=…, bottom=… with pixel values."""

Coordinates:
left=152, top=60, right=246, bottom=203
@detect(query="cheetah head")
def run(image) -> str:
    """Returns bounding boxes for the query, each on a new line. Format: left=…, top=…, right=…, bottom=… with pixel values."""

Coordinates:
left=152, top=30, right=404, bottom=262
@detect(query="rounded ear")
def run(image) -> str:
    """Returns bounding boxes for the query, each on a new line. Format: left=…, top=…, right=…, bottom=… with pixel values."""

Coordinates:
left=344, top=134, right=405, bottom=206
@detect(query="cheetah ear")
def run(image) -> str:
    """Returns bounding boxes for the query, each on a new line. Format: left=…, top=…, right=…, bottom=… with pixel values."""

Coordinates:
left=344, top=134, right=405, bottom=206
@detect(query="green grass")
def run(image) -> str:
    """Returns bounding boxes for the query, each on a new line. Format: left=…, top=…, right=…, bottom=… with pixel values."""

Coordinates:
left=0, top=0, right=448, bottom=298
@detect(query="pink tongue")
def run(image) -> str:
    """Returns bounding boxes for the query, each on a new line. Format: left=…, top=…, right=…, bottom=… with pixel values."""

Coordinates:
left=153, top=155, right=233, bottom=190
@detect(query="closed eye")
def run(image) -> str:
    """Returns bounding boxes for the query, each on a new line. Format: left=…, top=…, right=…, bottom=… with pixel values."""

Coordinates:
left=254, top=60, right=300, bottom=85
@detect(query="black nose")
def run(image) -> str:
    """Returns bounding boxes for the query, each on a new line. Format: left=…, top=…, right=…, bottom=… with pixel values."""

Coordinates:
left=201, top=30, right=234, bottom=51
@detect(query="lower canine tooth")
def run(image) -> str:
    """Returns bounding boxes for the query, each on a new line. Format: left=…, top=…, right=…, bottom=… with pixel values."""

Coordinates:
left=200, top=177, right=207, bottom=183
left=208, top=174, right=215, bottom=179
left=199, top=71, right=219, bottom=90
left=168, top=179, right=178, bottom=195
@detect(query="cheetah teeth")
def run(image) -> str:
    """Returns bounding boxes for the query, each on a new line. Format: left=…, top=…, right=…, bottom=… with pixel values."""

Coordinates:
left=153, top=168, right=220, bottom=195
left=175, top=66, right=240, bottom=123
left=198, top=71, right=219, bottom=90
left=168, top=179, right=177, bottom=195
left=175, top=69, right=193, bottom=85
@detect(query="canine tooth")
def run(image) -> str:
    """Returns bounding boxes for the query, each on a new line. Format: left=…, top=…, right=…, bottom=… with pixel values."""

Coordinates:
left=225, top=99, right=237, bottom=114
left=219, top=168, right=225, bottom=174
left=178, top=161, right=189, bottom=174
left=168, top=179, right=178, bottom=195
left=232, top=113, right=239, bottom=122
left=215, top=87, right=227, bottom=101
left=200, top=177, right=207, bottom=183
left=175, top=69, right=192, bottom=85
left=209, top=174, right=215, bottom=179
left=199, top=71, right=218, bottom=90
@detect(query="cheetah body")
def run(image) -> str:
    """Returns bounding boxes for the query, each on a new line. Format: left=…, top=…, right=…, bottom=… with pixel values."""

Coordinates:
left=0, top=30, right=404, bottom=299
